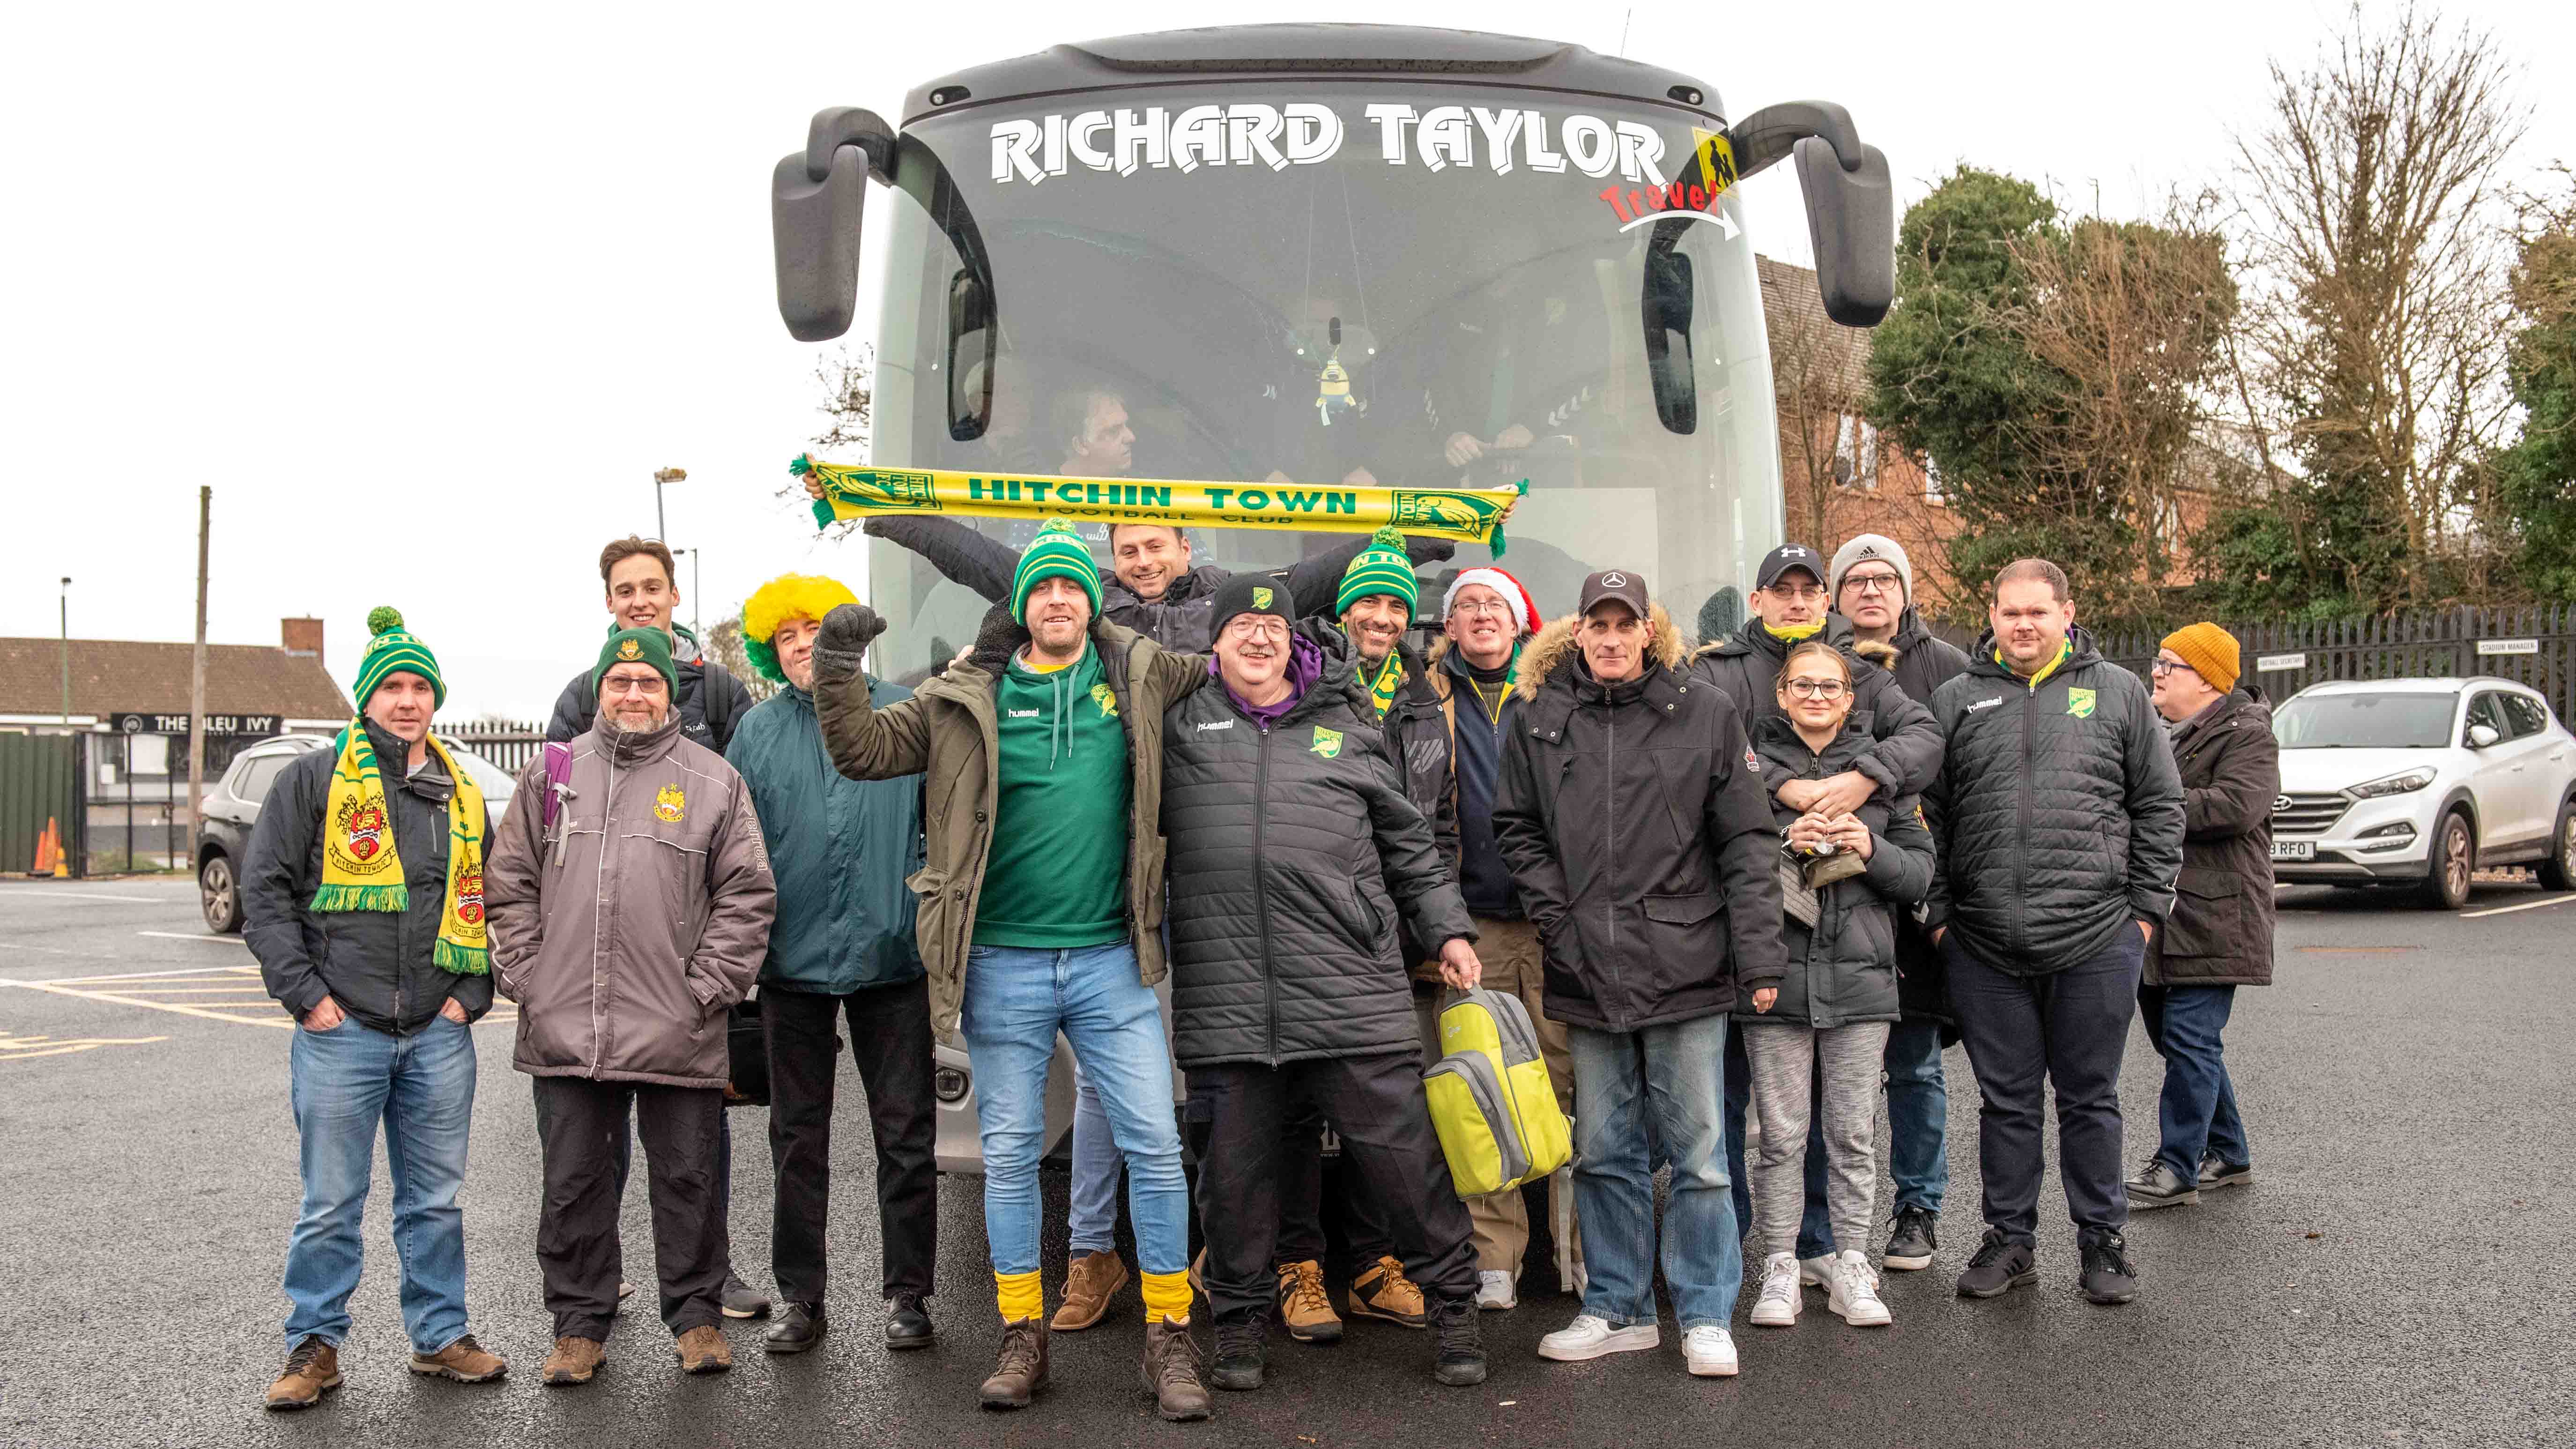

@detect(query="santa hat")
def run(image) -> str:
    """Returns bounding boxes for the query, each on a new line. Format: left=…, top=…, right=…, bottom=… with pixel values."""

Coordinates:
left=1441, top=567, right=1540, bottom=636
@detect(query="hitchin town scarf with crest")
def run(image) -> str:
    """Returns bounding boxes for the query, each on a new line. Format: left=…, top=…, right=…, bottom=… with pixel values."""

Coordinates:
left=311, top=722, right=490, bottom=974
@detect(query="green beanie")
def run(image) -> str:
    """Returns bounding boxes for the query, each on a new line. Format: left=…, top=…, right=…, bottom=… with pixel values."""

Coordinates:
left=1336, top=527, right=1419, bottom=618
left=594, top=627, right=678, bottom=697
left=353, top=606, right=445, bottom=710
left=1010, top=515, right=1103, bottom=624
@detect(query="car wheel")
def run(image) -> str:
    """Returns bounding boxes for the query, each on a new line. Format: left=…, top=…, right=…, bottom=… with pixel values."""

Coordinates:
left=2540, top=798, right=2576, bottom=892
left=2419, top=811, right=2473, bottom=911
left=200, top=853, right=244, bottom=934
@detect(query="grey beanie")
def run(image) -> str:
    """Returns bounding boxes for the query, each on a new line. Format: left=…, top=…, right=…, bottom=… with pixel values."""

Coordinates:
left=1830, top=534, right=1915, bottom=604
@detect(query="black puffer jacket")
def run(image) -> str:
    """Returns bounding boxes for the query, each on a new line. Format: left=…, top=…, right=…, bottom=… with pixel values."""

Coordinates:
left=1374, top=640, right=1461, bottom=977
left=862, top=516, right=1454, bottom=650
left=1686, top=613, right=1944, bottom=801
left=1741, top=715, right=1935, bottom=1029
left=2149, top=687, right=2279, bottom=988
left=1881, top=609, right=1973, bottom=1025
left=1160, top=623, right=1474, bottom=1068
left=244, top=722, right=495, bottom=1032
left=1925, top=626, right=2186, bottom=974
left=1493, top=607, right=1788, bottom=1032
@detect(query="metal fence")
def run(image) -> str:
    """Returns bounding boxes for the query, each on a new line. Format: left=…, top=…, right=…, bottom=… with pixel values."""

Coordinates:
left=1923, top=605, right=2576, bottom=723
left=446, top=721, right=548, bottom=774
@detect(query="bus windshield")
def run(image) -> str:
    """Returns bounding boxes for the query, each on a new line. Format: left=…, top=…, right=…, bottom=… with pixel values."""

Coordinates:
left=865, top=84, right=1782, bottom=679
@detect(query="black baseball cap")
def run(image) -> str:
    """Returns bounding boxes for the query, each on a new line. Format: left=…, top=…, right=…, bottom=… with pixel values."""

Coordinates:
left=1576, top=569, right=1651, bottom=619
left=1756, top=543, right=1825, bottom=591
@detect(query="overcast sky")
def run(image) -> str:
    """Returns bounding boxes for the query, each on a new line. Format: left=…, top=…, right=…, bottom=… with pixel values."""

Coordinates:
left=8, top=0, right=2568, bottom=721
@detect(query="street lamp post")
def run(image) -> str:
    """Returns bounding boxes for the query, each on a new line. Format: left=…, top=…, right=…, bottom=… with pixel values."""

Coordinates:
left=653, top=467, right=687, bottom=542
left=679, top=548, right=702, bottom=640
left=58, top=576, right=71, bottom=728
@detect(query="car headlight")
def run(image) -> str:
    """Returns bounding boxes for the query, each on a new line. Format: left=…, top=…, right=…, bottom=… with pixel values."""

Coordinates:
left=2349, top=768, right=2437, bottom=799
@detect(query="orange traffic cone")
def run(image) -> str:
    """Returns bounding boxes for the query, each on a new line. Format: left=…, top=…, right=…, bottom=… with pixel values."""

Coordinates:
left=49, top=817, right=71, bottom=878
left=29, top=819, right=58, bottom=878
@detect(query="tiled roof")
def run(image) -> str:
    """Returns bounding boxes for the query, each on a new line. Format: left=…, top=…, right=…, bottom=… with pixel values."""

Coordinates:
left=0, top=638, right=350, bottom=721
left=1757, top=254, right=1872, bottom=395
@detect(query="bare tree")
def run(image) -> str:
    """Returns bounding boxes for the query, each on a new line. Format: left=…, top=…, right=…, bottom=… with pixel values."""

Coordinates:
left=793, top=345, right=876, bottom=538
left=1769, top=284, right=1869, bottom=558
left=2230, top=2, right=2527, bottom=607
left=705, top=613, right=779, bottom=705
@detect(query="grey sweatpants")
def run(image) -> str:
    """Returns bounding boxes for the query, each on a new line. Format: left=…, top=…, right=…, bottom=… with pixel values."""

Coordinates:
left=1744, top=1019, right=1891, bottom=1258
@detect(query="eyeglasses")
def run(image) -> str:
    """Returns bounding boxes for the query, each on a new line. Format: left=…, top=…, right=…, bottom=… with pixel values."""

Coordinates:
left=1841, top=572, right=1901, bottom=596
left=1452, top=600, right=1514, bottom=618
left=602, top=676, right=668, bottom=696
left=2150, top=659, right=2197, bottom=677
left=1764, top=583, right=1827, bottom=602
left=1224, top=616, right=1289, bottom=642
left=1783, top=679, right=1849, bottom=700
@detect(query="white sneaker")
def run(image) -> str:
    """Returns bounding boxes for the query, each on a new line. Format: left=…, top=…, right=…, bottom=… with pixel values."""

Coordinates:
left=1747, top=1252, right=1802, bottom=1327
left=1537, top=1313, right=1661, bottom=1361
left=1681, top=1325, right=1739, bottom=1377
left=1798, top=1253, right=1836, bottom=1288
left=1477, top=1269, right=1518, bottom=1311
left=1827, top=1249, right=1892, bottom=1327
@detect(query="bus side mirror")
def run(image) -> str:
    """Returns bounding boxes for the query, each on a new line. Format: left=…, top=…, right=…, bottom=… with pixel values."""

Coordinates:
left=1724, top=101, right=1895, bottom=328
left=773, top=107, right=897, bottom=342
left=1791, top=137, right=1893, bottom=327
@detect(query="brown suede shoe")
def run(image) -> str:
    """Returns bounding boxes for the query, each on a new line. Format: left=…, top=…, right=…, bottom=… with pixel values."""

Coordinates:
left=263, top=1336, right=340, bottom=1410
left=540, top=1336, right=604, bottom=1386
left=408, top=1334, right=507, bottom=1383
left=674, top=1325, right=733, bottom=1375
left=1350, top=1256, right=1428, bottom=1329
left=979, top=1318, right=1050, bottom=1410
left=1141, top=1316, right=1213, bottom=1421
left=1274, top=1260, right=1344, bottom=1345
left=1050, top=1251, right=1129, bottom=1331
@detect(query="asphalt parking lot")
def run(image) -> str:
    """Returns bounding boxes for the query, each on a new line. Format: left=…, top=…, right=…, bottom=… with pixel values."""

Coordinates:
left=2, top=875, right=2570, bottom=1449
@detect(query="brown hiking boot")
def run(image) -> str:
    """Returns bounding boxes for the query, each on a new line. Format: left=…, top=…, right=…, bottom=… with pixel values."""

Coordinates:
left=1350, top=1256, right=1428, bottom=1329
left=1274, top=1260, right=1344, bottom=1344
left=674, top=1325, right=733, bottom=1375
left=540, top=1336, right=604, bottom=1386
left=263, top=1336, right=340, bottom=1410
left=1141, top=1316, right=1213, bottom=1421
left=1051, top=1251, right=1129, bottom=1331
left=408, top=1334, right=507, bottom=1383
left=979, top=1318, right=1049, bottom=1410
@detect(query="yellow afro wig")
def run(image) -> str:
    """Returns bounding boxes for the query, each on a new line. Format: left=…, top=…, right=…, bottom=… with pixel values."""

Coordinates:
left=742, top=573, right=860, bottom=684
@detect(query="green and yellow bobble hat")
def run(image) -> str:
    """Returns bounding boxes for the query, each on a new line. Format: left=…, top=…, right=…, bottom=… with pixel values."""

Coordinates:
left=353, top=606, right=447, bottom=710
left=741, top=573, right=860, bottom=685
left=1336, top=526, right=1420, bottom=718
left=1009, top=516, right=1104, bottom=624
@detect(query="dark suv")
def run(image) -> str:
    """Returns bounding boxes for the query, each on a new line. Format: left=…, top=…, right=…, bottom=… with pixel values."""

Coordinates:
left=196, top=734, right=519, bottom=933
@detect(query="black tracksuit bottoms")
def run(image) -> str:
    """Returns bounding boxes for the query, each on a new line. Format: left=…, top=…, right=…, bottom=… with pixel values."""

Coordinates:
left=532, top=1076, right=727, bottom=1341
left=762, top=975, right=940, bottom=1307
left=1187, top=1048, right=1478, bottom=1324
left=1945, top=929, right=2145, bottom=1246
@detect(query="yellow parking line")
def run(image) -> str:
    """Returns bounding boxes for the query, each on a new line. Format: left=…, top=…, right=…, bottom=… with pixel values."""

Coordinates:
left=0, top=979, right=290, bottom=1029
left=0, top=1033, right=171, bottom=1061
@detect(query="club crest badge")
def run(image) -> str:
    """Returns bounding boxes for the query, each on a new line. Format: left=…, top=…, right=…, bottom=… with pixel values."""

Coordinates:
left=453, top=866, right=484, bottom=926
left=339, top=797, right=389, bottom=864
left=617, top=637, right=644, bottom=662
left=2067, top=686, right=2097, bottom=720
left=654, top=783, right=687, bottom=823
left=1252, top=586, right=1275, bottom=611
left=1089, top=682, right=1120, bottom=718
left=1311, top=726, right=1343, bottom=759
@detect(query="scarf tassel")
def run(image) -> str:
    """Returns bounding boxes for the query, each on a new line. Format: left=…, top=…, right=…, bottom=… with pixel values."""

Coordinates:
left=310, top=882, right=408, bottom=913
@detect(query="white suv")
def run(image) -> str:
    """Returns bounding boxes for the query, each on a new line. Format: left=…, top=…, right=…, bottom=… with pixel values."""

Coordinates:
left=2270, top=677, right=2576, bottom=909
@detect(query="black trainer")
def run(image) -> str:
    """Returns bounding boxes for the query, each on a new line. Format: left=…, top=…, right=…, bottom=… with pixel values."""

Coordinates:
left=1431, top=1294, right=1487, bottom=1387
left=1955, top=1229, right=2037, bottom=1299
left=2197, top=1153, right=2255, bottom=1191
left=765, top=1302, right=827, bottom=1354
left=2079, top=1233, right=2140, bottom=1305
left=2125, top=1158, right=2199, bottom=1210
left=1883, top=1206, right=1939, bottom=1271
left=886, top=1293, right=935, bottom=1350
left=1210, top=1310, right=1266, bottom=1392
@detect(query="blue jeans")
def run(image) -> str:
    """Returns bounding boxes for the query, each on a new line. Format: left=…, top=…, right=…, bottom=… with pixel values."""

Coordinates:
left=961, top=943, right=1188, bottom=1279
left=2138, top=984, right=2248, bottom=1177
left=1723, top=1025, right=1832, bottom=1258
left=1066, top=1065, right=1123, bottom=1256
left=282, top=1015, right=478, bottom=1354
left=1567, top=1013, right=1742, bottom=1331
left=1884, top=1016, right=1951, bottom=1215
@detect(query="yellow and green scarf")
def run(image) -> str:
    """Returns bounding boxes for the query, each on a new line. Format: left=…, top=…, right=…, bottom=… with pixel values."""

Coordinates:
left=1361, top=648, right=1407, bottom=720
left=311, top=722, right=489, bottom=975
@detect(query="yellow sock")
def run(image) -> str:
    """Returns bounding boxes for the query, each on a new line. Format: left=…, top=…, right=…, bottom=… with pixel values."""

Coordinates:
left=1140, top=1270, right=1193, bottom=1325
left=995, top=1270, right=1044, bottom=1323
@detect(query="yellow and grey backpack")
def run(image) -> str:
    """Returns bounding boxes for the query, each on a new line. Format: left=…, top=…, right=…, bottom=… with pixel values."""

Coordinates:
left=1423, top=988, right=1573, bottom=1199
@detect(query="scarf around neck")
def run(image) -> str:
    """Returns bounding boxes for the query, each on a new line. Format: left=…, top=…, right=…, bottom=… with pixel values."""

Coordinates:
left=311, top=721, right=489, bottom=974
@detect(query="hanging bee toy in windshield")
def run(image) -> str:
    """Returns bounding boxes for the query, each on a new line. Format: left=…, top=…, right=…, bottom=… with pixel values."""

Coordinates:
left=1315, top=316, right=1360, bottom=427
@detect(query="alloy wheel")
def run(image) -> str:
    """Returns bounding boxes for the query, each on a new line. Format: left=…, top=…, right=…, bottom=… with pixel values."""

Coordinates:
left=200, top=856, right=238, bottom=933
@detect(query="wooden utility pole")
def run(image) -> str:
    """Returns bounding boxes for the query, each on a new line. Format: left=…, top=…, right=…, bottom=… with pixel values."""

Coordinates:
left=187, top=486, right=210, bottom=853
